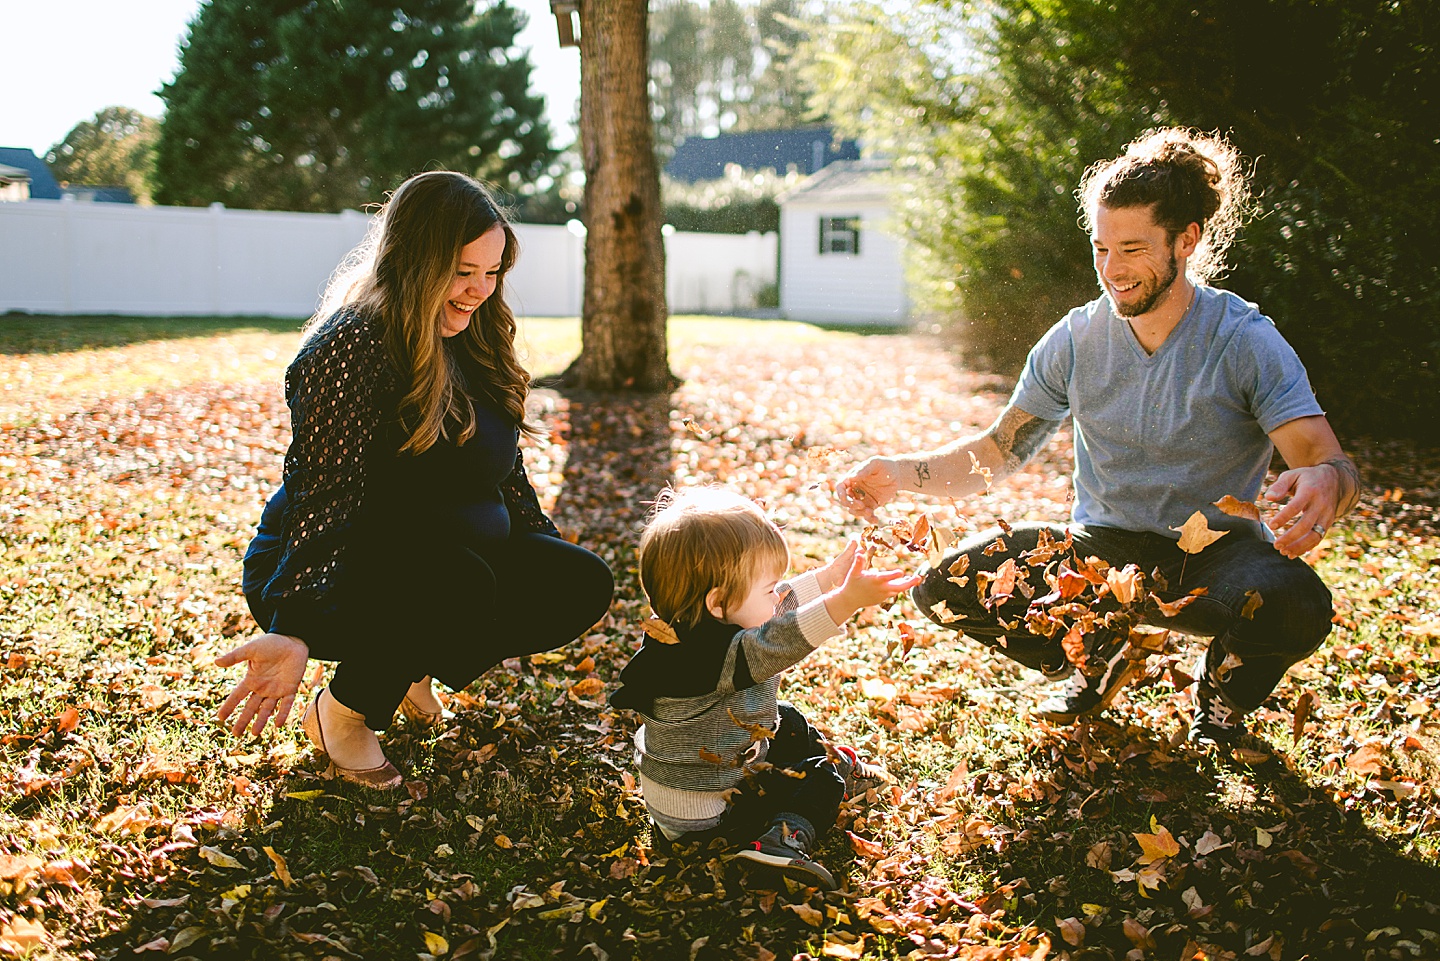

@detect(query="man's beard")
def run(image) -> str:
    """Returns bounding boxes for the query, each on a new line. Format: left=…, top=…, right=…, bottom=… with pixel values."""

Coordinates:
left=1108, top=252, right=1179, bottom=318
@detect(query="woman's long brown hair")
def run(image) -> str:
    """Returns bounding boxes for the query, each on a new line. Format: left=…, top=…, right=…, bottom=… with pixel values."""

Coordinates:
left=311, top=170, right=539, bottom=453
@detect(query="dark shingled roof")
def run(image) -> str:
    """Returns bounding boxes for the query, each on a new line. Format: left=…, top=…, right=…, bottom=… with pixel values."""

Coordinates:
left=0, top=147, right=62, bottom=199
left=665, top=126, right=860, bottom=183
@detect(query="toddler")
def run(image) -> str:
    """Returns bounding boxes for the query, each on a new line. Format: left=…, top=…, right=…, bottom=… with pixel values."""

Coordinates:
left=612, top=487, right=919, bottom=888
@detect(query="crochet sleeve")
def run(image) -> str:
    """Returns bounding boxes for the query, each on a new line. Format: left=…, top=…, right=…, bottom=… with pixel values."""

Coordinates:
left=500, top=450, right=562, bottom=537
left=261, top=314, right=391, bottom=640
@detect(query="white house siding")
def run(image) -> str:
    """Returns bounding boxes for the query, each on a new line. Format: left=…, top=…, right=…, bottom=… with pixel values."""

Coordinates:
left=779, top=199, right=907, bottom=324
left=0, top=201, right=775, bottom=318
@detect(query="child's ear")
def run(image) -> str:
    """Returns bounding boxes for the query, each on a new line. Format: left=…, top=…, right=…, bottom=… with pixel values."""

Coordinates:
left=705, top=587, right=727, bottom=621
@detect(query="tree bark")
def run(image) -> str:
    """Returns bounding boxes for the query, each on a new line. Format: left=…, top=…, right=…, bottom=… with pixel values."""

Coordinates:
left=574, top=0, right=672, bottom=391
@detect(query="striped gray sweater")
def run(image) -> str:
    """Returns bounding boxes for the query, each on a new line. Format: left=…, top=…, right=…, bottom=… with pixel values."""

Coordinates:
left=610, top=572, right=842, bottom=837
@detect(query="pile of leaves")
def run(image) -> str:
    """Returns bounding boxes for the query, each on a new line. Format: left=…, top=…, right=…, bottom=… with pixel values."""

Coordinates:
left=1, top=318, right=1437, bottom=960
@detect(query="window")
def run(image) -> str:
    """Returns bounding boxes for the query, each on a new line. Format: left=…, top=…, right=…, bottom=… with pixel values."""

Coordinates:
left=819, top=216, right=861, bottom=255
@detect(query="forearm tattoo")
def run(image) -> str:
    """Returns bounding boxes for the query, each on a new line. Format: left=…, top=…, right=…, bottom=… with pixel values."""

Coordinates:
left=914, top=460, right=932, bottom=488
left=990, top=405, right=1064, bottom=474
left=1323, top=456, right=1361, bottom=516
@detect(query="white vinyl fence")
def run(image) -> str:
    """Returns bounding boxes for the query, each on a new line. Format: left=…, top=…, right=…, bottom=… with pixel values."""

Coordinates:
left=0, top=199, right=776, bottom=318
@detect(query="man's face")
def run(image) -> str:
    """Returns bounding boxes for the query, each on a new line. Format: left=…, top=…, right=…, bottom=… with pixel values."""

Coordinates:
left=1090, top=204, right=1186, bottom=319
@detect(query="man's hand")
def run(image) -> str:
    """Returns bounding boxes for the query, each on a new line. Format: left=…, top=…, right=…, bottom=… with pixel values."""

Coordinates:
left=1264, top=465, right=1340, bottom=559
left=216, top=633, right=310, bottom=737
left=836, top=458, right=902, bottom=523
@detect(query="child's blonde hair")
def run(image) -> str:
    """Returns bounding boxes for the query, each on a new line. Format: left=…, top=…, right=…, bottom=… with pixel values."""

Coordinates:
left=638, top=487, right=790, bottom=629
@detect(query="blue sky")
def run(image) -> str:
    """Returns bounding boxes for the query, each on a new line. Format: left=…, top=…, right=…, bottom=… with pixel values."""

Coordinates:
left=0, top=0, right=581, bottom=156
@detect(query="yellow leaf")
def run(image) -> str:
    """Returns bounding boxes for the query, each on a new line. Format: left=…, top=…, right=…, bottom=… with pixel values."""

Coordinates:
left=1241, top=589, right=1264, bottom=619
left=587, top=898, right=608, bottom=920
left=1105, top=564, right=1143, bottom=604
left=641, top=616, right=681, bottom=645
left=263, top=846, right=293, bottom=887
left=1172, top=511, right=1228, bottom=554
left=283, top=789, right=325, bottom=801
left=423, top=930, right=449, bottom=955
left=199, top=845, right=244, bottom=869
left=1134, top=824, right=1180, bottom=864
left=221, top=883, right=251, bottom=902
left=1256, top=827, right=1272, bottom=848
left=929, top=599, right=962, bottom=624
left=858, top=677, right=897, bottom=701
left=493, top=835, right=513, bottom=849
left=822, top=936, right=865, bottom=959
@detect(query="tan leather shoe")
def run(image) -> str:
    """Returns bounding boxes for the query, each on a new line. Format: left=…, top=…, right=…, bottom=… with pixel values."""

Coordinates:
left=301, top=690, right=402, bottom=791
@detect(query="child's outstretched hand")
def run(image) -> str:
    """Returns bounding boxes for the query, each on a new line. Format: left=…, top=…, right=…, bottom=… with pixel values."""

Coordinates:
left=821, top=543, right=922, bottom=626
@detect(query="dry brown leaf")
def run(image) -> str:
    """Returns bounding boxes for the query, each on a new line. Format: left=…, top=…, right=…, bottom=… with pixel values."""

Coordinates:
left=1150, top=592, right=1199, bottom=617
left=846, top=831, right=884, bottom=859
left=1214, top=494, right=1262, bottom=522
left=1173, top=511, right=1228, bottom=553
left=569, top=677, right=604, bottom=698
left=53, top=706, right=80, bottom=733
left=1241, top=589, right=1264, bottom=619
left=1057, top=916, right=1086, bottom=947
left=948, top=554, right=970, bottom=577
left=1345, top=741, right=1387, bottom=776
left=1292, top=689, right=1316, bottom=742
left=727, top=709, right=775, bottom=744
left=906, top=513, right=931, bottom=552
left=640, top=616, right=681, bottom=645
left=967, top=450, right=992, bottom=491
left=0, top=918, right=46, bottom=953
left=898, top=622, right=916, bottom=657
left=263, top=846, right=293, bottom=887
left=1061, top=623, right=1086, bottom=668
left=990, top=557, right=1019, bottom=600
left=1106, top=564, right=1142, bottom=605
left=929, top=599, right=963, bottom=624
left=785, top=902, right=824, bottom=925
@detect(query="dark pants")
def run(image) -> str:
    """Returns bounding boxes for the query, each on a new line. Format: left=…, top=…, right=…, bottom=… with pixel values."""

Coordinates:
left=913, top=522, right=1334, bottom=714
left=654, top=703, right=845, bottom=854
left=245, top=531, right=613, bottom=730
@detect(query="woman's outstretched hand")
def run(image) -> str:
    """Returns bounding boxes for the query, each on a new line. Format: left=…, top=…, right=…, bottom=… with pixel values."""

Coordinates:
left=216, top=633, right=309, bottom=737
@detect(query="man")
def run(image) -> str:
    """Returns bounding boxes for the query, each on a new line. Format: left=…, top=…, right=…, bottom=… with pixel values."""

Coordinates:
left=837, top=128, right=1358, bottom=745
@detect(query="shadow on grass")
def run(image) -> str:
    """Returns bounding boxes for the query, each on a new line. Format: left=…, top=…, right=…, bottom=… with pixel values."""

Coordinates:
left=0, top=315, right=305, bottom=354
left=956, top=721, right=1440, bottom=959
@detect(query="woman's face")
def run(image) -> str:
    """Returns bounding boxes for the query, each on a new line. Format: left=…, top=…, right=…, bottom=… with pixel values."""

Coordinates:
left=441, top=226, right=507, bottom=337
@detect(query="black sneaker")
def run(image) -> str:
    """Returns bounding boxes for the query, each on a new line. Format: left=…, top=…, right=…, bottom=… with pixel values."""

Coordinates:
left=833, top=745, right=886, bottom=798
left=1034, top=633, right=1136, bottom=724
left=1188, top=678, right=1246, bottom=745
left=733, top=817, right=837, bottom=889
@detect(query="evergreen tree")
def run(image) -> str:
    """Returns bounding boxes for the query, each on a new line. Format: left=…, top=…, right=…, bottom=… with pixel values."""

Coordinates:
left=46, top=107, right=160, bottom=203
left=154, top=0, right=553, bottom=212
left=804, top=0, right=1438, bottom=438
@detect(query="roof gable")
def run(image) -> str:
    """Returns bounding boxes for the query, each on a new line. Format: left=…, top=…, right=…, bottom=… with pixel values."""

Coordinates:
left=665, top=126, right=860, bottom=183
left=0, top=148, right=62, bottom=199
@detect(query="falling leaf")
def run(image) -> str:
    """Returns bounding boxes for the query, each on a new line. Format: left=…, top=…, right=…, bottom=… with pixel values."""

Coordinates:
left=1214, top=495, right=1262, bottom=522
left=198, top=846, right=244, bottom=869
left=1241, top=589, right=1264, bottom=619
left=641, top=616, right=681, bottom=645
left=1061, top=623, right=1086, bottom=668
left=948, top=554, right=970, bottom=577
left=968, top=450, right=992, bottom=491
left=424, top=931, right=450, bottom=956
left=1150, top=592, right=1199, bottom=617
left=1105, top=564, right=1143, bottom=604
left=1056, top=566, right=1088, bottom=600
left=263, top=846, right=293, bottom=887
left=898, top=622, right=916, bottom=656
left=728, top=709, right=775, bottom=744
left=906, top=513, right=931, bottom=552
left=989, top=557, right=1018, bottom=600
left=929, top=599, right=963, bottom=624
left=1172, top=511, right=1228, bottom=553
left=982, top=535, right=1008, bottom=556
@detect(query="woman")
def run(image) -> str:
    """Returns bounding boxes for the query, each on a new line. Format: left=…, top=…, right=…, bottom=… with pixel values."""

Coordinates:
left=216, top=171, right=614, bottom=788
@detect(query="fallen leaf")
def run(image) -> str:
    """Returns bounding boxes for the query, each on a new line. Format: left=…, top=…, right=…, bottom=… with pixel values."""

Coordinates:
left=858, top=678, right=897, bottom=701
left=1057, top=916, right=1085, bottom=947
left=198, top=845, right=244, bottom=869
left=53, top=706, right=80, bottom=733
left=493, top=835, right=513, bottom=849
left=1346, top=741, right=1386, bottom=777
left=569, top=677, right=604, bottom=698
left=1256, top=827, right=1273, bottom=848
left=1194, top=831, right=1229, bottom=855
left=263, top=846, right=293, bottom=887
left=1172, top=511, right=1228, bottom=553
left=785, top=902, right=824, bottom=926
left=1292, top=689, right=1315, bottom=741
left=821, top=936, right=865, bottom=959
left=424, top=930, right=450, bottom=956
left=846, top=831, right=884, bottom=859
left=1135, top=822, right=1181, bottom=864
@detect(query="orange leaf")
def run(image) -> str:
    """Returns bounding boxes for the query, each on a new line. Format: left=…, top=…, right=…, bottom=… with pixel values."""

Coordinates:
left=1214, top=494, right=1262, bottom=522
left=846, top=831, right=884, bottom=859
left=54, top=707, right=80, bottom=733
left=1105, top=564, right=1143, bottom=605
left=727, top=709, right=775, bottom=744
left=573, top=655, right=596, bottom=673
left=1292, top=689, right=1315, bottom=742
left=263, top=846, right=293, bottom=887
left=1172, top=511, right=1228, bottom=554
left=640, top=616, right=680, bottom=645
left=1061, top=622, right=1086, bottom=667
left=906, top=513, right=931, bottom=552
left=1135, top=823, right=1181, bottom=864
left=990, top=557, right=1018, bottom=600
left=898, top=623, right=915, bottom=657
left=1057, top=566, right=1088, bottom=600
left=929, top=600, right=962, bottom=624
left=948, top=554, right=970, bottom=577
left=569, top=677, right=604, bottom=698
left=1149, top=592, right=1199, bottom=617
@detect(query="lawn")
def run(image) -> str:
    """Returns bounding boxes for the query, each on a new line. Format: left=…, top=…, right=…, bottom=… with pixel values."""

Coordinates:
left=1, top=314, right=1437, bottom=960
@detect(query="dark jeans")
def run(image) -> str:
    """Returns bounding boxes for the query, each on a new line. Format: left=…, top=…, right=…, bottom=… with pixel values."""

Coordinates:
left=653, top=703, right=845, bottom=853
left=246, top=531, right=614, bottom=730
left=914, top=522, right=1334, bottom=714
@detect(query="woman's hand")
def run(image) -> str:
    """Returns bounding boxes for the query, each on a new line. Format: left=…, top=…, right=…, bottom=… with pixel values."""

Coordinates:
left=836, top=458, right=902, bottom=523
left=216, top=633, right=310, bottom=737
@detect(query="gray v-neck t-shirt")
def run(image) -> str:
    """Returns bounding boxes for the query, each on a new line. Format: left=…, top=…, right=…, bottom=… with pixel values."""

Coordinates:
left=1011, top=285, right=1324, bottom=540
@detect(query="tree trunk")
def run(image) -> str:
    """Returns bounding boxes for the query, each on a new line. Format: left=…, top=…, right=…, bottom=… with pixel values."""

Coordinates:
left=574, top=0, right=672, bottom=391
